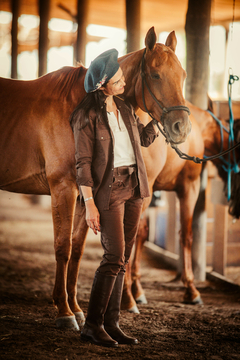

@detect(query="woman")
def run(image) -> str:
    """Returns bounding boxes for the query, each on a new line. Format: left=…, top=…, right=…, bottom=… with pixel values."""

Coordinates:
left=71, top=49, right=158, bottom=347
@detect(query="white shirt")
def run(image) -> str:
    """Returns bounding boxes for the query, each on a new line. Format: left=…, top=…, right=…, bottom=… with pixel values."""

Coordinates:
left=107, top=109, right=136, bottom=168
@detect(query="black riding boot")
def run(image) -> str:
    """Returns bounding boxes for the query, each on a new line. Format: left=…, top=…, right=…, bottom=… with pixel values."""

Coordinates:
left=104, top=272, right=138, bottom=345
left=81, top=271, right=118, bottom=347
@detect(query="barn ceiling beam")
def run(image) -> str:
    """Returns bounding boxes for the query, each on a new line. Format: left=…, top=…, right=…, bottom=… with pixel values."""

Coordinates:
left=11, top=0, right=20, bottom=79
left=38, top=0, right=50, bottom=77
left=126, top=0, right=141, bottom=53
left=75, top=0, right=89, bottom=66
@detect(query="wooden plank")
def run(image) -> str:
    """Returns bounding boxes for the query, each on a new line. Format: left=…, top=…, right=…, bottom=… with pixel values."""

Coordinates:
left=211, top=178, right=228, bottom=205
left=165, top=192, right=178, bottom=254
left=212, top=203, right=228, bottom=275
left=211, top=177, right=228, bottom=275
left=147, top=207, right=156, bottom=243
left=144, top=241, right=179, bottom=270
left=206, top=271, right=240, bottom=290
left=212, top=101, right=240, bottom=120
left=192, top=167, right=208, bottom=281
left=207, top=243, right=240, bottom=267
left=227, top=243, right=240, bottom=266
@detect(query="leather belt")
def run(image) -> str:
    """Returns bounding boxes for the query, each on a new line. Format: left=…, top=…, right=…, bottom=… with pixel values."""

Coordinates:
left=113, top=165, right=136, bottom=176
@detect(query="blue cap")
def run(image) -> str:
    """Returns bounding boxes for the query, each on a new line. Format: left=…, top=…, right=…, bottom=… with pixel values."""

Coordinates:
left=84, top=49, right=119, bottom=93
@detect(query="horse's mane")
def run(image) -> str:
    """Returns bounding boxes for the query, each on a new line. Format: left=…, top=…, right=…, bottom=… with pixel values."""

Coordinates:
left=47, top=65, right=86, bottom=99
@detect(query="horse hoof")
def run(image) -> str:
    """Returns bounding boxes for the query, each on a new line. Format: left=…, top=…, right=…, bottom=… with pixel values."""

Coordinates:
left=127, top=305, right=140, bottom=314
left=135, top=294, right=148, bottom=305
left=56, top=315, right=80, bottom=331
left=74, top=311, right=85, bottom=327
left=184, top=295, right=203, bottom=305
left=192, top=295, right=203, bottom=305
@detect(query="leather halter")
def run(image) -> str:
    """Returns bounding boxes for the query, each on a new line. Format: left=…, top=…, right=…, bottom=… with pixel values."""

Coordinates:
left=140, top=48, right=240, bottom=164
left=140, top=48, right=191, bottom=142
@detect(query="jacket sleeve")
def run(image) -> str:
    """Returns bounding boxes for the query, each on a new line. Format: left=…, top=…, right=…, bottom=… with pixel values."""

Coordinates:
left=72, top=116, right=95, bottom=188
left=133, top=109, right=159, bottom=147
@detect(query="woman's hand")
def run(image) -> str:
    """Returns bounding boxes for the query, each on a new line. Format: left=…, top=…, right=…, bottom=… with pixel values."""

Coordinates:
left=85, top=200, right=101, bottom=235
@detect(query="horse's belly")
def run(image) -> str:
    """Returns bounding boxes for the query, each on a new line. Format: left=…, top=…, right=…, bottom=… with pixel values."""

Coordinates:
left=0, top=169, right=50, bottom=195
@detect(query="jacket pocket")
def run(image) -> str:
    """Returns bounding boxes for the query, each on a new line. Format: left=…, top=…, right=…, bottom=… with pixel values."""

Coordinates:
left=95, top=126, right=111, bottom=141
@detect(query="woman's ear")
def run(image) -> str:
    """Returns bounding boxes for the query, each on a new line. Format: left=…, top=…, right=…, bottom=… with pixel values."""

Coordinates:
left=99, top=86, right=108, bottom=96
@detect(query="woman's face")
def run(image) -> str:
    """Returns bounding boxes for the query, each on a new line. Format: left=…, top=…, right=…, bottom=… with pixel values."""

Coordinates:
left=101, top=68, right=126, bottom=96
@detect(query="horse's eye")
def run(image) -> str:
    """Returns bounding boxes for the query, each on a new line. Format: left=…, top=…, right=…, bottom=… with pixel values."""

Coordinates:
left=151, top=73, right=160, bottom=80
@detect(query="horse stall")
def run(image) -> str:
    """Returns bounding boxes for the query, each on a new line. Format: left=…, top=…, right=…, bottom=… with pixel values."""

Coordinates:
left=1, top=183, right=240, bottom=360
left=145, top=168, right=240, bottom=281
left=1, top=1, right=240, bottom=358
left=144, top=100, right=240, bottom=287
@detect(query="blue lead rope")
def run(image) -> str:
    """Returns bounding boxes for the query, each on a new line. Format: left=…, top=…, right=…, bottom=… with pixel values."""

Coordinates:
left=206, top=73, right=239, bottom=201
left=224, top=74, right=240, bottom=200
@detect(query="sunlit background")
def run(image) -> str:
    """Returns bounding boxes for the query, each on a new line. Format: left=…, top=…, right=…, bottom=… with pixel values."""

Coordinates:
left=0, top=10, right=239, bottom=100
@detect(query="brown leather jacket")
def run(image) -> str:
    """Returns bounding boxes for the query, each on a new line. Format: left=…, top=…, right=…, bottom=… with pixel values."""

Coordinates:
left=72, top=96, right=158, bottom=210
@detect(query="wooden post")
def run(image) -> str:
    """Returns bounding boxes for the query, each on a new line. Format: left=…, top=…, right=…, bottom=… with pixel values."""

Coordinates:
left=212, top=204, right=228, bottom=275
left=185, top=0, right=211, bottom=281
left=11, top=0, right=20, bottom=79
left=192, top=166, right=208, bottom=280
left=211, top=178, right=228, bottom=276
left=75, top=0, right=89, bottom=66
left=166, top=192, right=178, bottom=254
left=38, top=0, right=50, bottom=77
left=126, top=0, right=141, bottom=53
left=146, top=207, right=156, bottom=243
left=185, top=0, right=211, bottom=109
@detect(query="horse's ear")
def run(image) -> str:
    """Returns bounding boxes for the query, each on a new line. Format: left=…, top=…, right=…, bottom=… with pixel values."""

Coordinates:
left=145, top=27, right=157, bottom=51
left=165, top=31, right=177, bottom=52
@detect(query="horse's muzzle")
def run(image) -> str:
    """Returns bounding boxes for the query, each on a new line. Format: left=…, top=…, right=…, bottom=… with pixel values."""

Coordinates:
left=165, top=114, right=192, bottom=145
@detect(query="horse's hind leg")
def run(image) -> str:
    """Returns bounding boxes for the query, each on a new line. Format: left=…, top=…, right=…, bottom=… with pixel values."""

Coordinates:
left=67, top=198, right=88, bottom=327
left=121, top=261, right=140, bottom=313
left=121, top=215, right=149, bottom=313
left=50, top=179, right=79, bottom=330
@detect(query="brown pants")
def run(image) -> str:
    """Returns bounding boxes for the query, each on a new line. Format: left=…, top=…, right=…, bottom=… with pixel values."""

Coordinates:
left=97, top=166, right=143, bottom=276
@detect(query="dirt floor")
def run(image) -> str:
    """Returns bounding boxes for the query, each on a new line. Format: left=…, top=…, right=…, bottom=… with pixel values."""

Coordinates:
left=0, top=191, right=240, bottom=360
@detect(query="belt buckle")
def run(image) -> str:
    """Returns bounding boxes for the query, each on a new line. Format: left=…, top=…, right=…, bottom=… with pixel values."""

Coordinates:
left=128, top=166, right=135, bottom=175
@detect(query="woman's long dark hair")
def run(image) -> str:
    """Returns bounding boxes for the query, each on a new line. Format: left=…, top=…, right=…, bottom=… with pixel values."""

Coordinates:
left=70, top=90, right=107, bottom=130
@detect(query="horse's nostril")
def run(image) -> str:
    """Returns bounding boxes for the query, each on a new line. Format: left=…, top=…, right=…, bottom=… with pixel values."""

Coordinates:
left=174, top=121, right=181, bottom=133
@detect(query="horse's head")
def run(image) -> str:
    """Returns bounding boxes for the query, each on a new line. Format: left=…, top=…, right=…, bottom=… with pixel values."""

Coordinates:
left=135, top=27, right=191, bottom=145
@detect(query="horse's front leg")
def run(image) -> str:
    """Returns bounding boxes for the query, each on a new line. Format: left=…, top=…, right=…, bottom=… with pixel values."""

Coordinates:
left=50, top=179, right=79, bottom=330
left=178, top=177, right=203, bottom=305
left=67, top=198, right=88, bottom=327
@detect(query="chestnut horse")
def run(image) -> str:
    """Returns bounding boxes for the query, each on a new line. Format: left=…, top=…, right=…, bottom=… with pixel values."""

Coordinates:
left=121, top=102, right=240, bottom=313
left=0, top=28, right=191, bottom=330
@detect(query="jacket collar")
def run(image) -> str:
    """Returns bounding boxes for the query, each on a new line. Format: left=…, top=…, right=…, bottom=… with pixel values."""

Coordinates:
left=113, top=96, right=135, bottom=143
